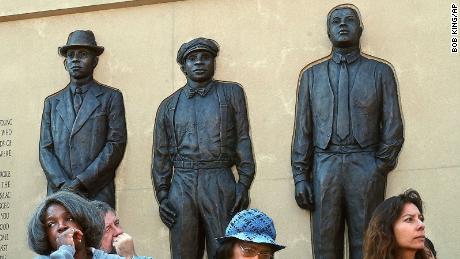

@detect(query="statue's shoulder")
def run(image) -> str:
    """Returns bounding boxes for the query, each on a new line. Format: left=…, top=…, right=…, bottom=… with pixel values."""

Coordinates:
left=44, top=86, right=68, bottom=102
left=158, top=87, right=184, bottom=110
left=299, top=56, right=330, bottom=77
left=360, top=53, right=395, bottom=72
left=213, top=80, right=244, bottom=93
left=213, top=80, right=247, bottom=104
left=94, top=81, right=123, bottom=95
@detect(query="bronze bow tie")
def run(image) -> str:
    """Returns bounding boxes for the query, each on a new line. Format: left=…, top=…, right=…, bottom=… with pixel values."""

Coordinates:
left=188, top=87, right=207, bottom=98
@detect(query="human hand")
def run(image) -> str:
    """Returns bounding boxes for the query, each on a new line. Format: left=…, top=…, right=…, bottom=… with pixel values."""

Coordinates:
left=55, top=228, right=84, bottom=248
left=295, top=181, right=314, bottom=211
left=159, top=199, right=176, bottom=228
left=113, top=233, right=136, bottom=259
left=231, top=183, right=250, bottom=215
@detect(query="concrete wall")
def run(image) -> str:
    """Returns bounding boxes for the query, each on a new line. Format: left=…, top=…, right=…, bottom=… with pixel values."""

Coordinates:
left=0, top=0, right=458, bottom=258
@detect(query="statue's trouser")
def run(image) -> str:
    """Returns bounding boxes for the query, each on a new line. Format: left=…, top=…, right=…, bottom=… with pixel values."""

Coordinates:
left=312, top=150, right=386, bottom=259
left=168, top=167, right=236, bottom=259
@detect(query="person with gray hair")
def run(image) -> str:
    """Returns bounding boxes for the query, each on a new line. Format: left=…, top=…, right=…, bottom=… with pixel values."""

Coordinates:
left=27, top=191, right=151, bottom=259
left=91, top=200, right=150, bottom=259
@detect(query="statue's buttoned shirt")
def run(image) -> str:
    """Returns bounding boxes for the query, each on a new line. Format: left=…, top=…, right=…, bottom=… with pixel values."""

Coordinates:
left=174, top=83, right=223, bottom=161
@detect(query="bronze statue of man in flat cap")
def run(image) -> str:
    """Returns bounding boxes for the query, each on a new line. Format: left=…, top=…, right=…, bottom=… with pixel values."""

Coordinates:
left=39, top=30, right=127, bottom=208
left=292, top=4, right=404, bottom=259
left=152, top=37, right=255, bottom=259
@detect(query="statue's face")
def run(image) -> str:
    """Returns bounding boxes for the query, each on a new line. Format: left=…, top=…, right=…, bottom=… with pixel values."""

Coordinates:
left=328, top=8, right=362, bottom=48
left=65, top=47, right=97, bottom=79
left=182, top=50, right=215, bottom=83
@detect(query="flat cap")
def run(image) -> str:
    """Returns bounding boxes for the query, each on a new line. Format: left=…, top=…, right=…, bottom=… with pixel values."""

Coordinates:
left=176, top=37, right=219, bottom=65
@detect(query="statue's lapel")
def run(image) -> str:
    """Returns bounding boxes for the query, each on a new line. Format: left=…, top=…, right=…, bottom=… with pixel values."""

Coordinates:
left=56, top=85, right=75, bottom=132
left=71, top=83, right=101, bottom=137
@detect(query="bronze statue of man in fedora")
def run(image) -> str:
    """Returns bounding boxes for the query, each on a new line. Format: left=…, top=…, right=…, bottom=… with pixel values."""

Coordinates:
left=39, top=30, right=127, bottom=208
left=152, top=37, right=255, bottom=259
left=292, top=4, right=404, bottom=259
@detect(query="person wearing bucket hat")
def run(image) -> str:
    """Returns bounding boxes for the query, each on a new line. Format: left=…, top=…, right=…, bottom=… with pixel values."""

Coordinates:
left=215, top=209, right=285, bottom=259
left=39, top=30, right=127, bottom=209
left=152, top=37, right=255, bottom=259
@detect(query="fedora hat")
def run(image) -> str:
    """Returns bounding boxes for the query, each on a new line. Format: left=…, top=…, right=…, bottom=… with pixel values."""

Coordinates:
left=58, top=30, right=104, bottom=56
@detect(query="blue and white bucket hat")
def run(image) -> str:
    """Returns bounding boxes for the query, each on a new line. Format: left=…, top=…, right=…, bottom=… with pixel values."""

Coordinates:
left=217, top=209, right=286, bottom=251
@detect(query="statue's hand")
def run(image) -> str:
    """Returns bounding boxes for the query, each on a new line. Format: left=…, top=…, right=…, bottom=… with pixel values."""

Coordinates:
left=375, top=157, right=395, bottom=176
left=159, top=199, right=176, bottom=229
left=59, top=182, right=75, bottom=192
left=231, top=183, right=250, bottom=215
left=295, top=181, right=314, bottom=211
left=60, top=179, right=88, bottom=198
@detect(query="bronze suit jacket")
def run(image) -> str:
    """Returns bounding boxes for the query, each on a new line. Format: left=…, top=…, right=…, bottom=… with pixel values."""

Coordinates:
left=292, top=54, right=404, bottom=183
left=39, top=81, right=127, bottom=207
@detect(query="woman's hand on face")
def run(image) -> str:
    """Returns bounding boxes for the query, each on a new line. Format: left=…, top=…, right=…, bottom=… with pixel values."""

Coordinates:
left=56, top=228, right=84, bottom=248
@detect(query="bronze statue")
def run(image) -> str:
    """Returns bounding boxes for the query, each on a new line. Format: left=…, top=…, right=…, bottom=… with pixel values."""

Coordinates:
left=152, top=37, right=255, bottom=259
left=291, top=5, right=404, bottom=259
left=39, top=30, right=127, bottom=208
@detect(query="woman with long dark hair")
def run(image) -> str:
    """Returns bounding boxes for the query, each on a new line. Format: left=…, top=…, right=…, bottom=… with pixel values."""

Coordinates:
left=364, top=189, right=428, bottom=259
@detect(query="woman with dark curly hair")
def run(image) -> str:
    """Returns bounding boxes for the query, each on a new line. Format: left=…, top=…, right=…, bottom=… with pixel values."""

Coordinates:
left=363, top=189, right=428, bottom=259
left=28, top=191, right=129, bottom=258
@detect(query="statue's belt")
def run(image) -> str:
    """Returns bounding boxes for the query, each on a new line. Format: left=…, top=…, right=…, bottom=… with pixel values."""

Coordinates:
left=173, top=160, right=233, bottom=169
left=315, top=144, right=378, bottom=154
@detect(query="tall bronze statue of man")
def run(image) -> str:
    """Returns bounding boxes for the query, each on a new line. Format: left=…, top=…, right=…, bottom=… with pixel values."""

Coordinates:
left=152, top=38, right=255, bottom=259
left=39, top=30, right=127, bottom=208
left=291, top=5, right=404, bottom=259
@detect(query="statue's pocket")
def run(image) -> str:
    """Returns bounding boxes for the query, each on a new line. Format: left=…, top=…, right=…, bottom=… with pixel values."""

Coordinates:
left=90, top=111, right=107, bottom=118
left=89, top=112, right=108, bottom=125
left=373, top=157, right=388, bottom=177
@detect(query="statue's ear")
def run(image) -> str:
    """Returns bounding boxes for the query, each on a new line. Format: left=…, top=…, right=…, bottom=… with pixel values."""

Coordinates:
left=93, top=56, right=99, bottom=68
left=180, top=65, right=187, bottom=75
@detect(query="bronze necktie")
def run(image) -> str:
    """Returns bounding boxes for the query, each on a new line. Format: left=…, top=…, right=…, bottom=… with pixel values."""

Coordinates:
left=74, top=87, right=83, bottom=113
left=337, top=56, right=350, bottom=139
